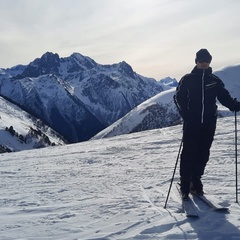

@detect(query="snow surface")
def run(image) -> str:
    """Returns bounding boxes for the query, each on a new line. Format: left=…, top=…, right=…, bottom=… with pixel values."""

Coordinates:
left=0, top=97, right=64, bottom=151
left=93, top=88, right=177, bottom=139
left=1, top=115, right=240, bottom=239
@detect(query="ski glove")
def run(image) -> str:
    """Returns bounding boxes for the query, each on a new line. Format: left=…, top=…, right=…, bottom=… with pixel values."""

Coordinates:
left=229, top=99, right=240, bottom=112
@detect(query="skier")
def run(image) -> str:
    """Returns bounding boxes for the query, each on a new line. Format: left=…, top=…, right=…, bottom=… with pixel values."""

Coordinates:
left=174, top=48, right=240, bottom=200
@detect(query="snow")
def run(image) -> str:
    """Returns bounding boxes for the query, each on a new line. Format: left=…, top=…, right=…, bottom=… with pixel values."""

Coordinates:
left=214, top=64, right=240, bottom=99
left=0, top=96, right=65, bottom=151
left=94, top=88, right=175, bottom=137
left=1, top=115, right=240, bottom=239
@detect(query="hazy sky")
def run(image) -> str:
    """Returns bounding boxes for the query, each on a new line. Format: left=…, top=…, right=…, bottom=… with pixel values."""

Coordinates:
left=0, top=0, right=240, bottom=80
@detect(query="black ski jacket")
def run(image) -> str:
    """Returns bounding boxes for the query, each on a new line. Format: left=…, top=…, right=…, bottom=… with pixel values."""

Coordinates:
left=174, top=66, right=236, bottom=124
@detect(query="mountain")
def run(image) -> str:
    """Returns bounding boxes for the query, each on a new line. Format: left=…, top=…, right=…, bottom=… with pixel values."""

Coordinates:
left=93, top=64, right=240, bottom=139
left=0, top=52, right=163, bottom=143
left=157, top=76, right=178, bottom=90
left=214, top=64, right=240, bottom=98
left=0, top=96, right=66, bottom=153
left=1, top=116, right=239, bottom=239
left=93, top=88, right=179, bottom=139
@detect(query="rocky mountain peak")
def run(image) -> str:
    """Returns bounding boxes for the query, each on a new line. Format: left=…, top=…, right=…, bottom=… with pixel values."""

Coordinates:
left=117, top=61, right=135, bottom=78
left=61, top=53, right=97, bottom=74
left=70, top=53, right=97, bottom=68
left=16, top=52, right=60, bottom=78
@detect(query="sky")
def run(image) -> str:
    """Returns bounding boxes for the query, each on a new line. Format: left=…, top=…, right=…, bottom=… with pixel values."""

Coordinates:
left=0, top=0, right=240, bottom=80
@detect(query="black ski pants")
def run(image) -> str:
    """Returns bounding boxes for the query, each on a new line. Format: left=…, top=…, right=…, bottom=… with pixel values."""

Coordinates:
left=180, top=120, right=216, bottom=180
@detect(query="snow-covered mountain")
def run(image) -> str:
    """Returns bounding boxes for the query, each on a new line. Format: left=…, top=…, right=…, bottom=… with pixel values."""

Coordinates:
left=93, top=65, right=240, bottom=139
left=0, top=96, right=66, bottom=152
left=93, top=88, right=179, bottom=139
left=157, top=77, right=178, bottom=90
left=1, top=116, right=239, bottom=239
left=0, top=52, right=163, bottom=143
left=214, top=64, right=240, bottom=98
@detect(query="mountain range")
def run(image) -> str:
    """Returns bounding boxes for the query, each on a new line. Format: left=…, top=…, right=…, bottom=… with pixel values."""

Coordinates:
left=0, top=52, right=176, bottom=152
left=1, top=52, right=239, bottom=152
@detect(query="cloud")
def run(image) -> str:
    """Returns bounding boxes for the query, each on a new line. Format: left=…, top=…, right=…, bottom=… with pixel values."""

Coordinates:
left=0, top=0, right=240, bottom=80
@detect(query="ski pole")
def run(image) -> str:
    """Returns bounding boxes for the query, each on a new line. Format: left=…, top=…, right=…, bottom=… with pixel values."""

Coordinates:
left=164, top=137, right=183, bottom=209
left=235, top=111, right=238, bottom=203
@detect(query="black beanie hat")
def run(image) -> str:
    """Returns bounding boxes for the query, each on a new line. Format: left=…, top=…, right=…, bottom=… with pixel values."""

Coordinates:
left=195, top=49, right=212, bottom=64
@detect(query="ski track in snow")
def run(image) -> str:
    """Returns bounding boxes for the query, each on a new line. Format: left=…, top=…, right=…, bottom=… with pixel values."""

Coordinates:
left=1, top=116, right=240, bottom=239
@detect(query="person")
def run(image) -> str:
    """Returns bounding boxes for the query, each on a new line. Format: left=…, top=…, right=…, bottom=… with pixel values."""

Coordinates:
left=174, top=48, right=240, bottom=200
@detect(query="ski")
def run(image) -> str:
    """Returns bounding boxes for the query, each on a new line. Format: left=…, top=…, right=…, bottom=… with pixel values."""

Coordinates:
left=182, top=198, right=199, bottom=218
left=176, top=184, right=199, bottom=218
left=191, top=192, right=229, bottom=212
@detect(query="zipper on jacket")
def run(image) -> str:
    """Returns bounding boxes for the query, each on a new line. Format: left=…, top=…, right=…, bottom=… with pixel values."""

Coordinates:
left=201, top=70, right=205, bottom=123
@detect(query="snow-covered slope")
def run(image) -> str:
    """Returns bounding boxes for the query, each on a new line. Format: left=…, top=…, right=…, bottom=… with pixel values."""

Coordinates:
left=0, top=96, right=66, bottom=152
left=214, top=64, right=240, bottom=98
left=93, top=88, right=179, bottom=139
left=1, top=116, right=239, bottom=239
left=94, top=65, right=240, bottom=139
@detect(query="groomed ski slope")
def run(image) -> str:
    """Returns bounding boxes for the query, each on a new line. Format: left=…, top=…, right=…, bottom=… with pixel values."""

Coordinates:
left=0, top=115, right=240, bottom=239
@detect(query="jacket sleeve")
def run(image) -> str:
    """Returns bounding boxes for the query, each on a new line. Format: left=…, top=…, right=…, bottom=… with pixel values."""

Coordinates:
left=217, top=79, right=239, bottom=111
left=173, top=76, right=190, bottom=119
